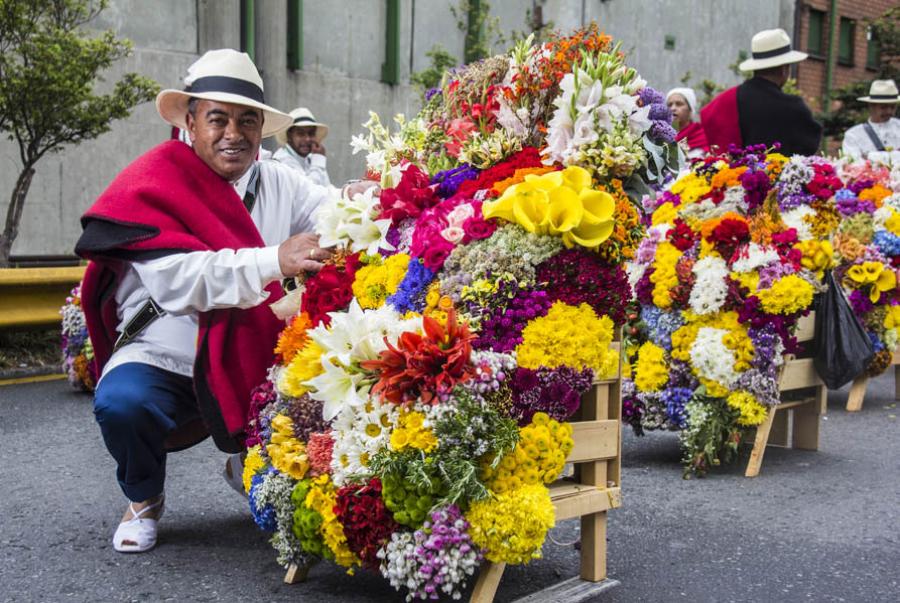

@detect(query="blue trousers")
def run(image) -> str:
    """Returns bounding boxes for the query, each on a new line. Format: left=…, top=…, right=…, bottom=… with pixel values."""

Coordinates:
left=94, top=362, right=200, bottom=502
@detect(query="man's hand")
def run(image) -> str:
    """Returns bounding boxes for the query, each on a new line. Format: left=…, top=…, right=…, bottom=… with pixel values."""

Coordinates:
left=277, top=233, right=334, bottom=277
left=311, top=141, right=326, bottom=156
left=343, top=180, right=380, bottom=199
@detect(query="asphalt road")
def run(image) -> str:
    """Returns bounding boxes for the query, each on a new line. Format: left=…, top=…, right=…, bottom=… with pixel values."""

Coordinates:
left=1, top=375, right=897, bottom=603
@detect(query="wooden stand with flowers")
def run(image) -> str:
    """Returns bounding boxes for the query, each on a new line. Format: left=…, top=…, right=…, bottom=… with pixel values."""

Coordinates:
left=470, top=367, right=623, bottom=602
left=845, top=350, right=900, bottom=412
left=745, top=313, right=826, bottom=477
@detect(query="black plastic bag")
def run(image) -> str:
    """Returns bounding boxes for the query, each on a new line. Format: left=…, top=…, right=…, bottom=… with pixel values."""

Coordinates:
left=813, top=271, right=874, bottom=390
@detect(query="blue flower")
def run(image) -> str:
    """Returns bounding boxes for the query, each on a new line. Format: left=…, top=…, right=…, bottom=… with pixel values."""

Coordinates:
left=873, top=231, right=900, bottom=257
left=249, top=473, right=277, bottom=532
left=660, top=387, right=692, bottom=429
left=388, top=259, right=435, bottom=314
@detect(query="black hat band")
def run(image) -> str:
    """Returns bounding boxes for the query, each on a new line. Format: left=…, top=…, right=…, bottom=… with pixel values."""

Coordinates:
left=186, top=76, right=265, bottom=104
left=752, top=44, right=792, bottom=60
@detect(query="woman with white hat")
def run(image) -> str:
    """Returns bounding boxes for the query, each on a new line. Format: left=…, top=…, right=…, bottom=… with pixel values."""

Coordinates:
left=841, top=79, right=899, bottom=161
left=702, top=28, right=822, bottom=155
left=666, top=87, right=709, bottom=158
left=74, top=48, right=369, bottom=554
left=272, top=107, right=332, bottom=186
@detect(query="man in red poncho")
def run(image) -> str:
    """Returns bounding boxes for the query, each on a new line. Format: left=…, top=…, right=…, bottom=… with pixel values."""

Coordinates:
left=75, top=49, right=365, bottom=553
left=702, top=28, right=822, bottom=155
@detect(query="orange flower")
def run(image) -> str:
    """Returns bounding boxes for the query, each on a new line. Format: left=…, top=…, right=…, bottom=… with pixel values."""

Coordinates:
left=710, top=166, right=747, bottom=190
left=275, top=312, right=313, bottom=364
left=859, top=184, right=892, bottom=208
left=700, top=212, right=748, bottom=241
left=492, top=166, right=558, bottom=196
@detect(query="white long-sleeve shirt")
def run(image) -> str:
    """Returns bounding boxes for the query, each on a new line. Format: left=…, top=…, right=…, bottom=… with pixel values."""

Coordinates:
left=842, top=118, right=900, bottom=161
left=271, top=145, right=331, bottom=187
left=100, top=160, right=333, bottom=382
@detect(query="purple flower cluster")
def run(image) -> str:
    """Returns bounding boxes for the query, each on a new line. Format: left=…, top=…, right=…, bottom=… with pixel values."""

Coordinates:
left=649, top=121, right=677, bottom=144
left=739, top=168, right=771, bottom=211
left=431, top=164, right=479, bottom=198
left=835, top=188, right=876, bottom=216
left=245, top=380, right=278, bottom=447
left=472, top=285, right=552, bottom=352
left=639, top=86, right=675, bottom=144
left=848, top=288, right=875, bottom=315
left=621, top=380, right=645, bottom=433
left=379, top=505, right=483, bottom=601
left=535, top=248, right=632, bottom=324
left=387, top=258, right=435, bottom=314
left=285, top=394, right=329, bottom=442
left=667, top=359, right=699, bottom=390
left=509, top=366, right=594, bottom=424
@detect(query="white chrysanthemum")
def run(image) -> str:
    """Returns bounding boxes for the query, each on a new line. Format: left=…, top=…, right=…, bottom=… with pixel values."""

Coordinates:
left=781, top=205, right=816, bottom=241
left=329, top=399, right=398, bottom=486
left=690, top=327, right=740, bottom=387
left=688, top=256, right=730, bottom=315
left=626, top=261, right=647, bottom=294
left=731, top=242, right=781, bottom=273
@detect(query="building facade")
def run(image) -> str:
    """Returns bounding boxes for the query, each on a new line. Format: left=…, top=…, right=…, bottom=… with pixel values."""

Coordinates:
left=794, top=0, right=894, bottom=113
left=2, top=0, right=798, bottom=257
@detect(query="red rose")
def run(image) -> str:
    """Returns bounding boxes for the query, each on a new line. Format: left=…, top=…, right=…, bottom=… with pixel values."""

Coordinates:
left=422, top=240, right=453, bottom=271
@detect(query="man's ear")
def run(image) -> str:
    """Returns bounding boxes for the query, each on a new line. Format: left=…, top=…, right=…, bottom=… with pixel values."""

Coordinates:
left=184, top=110, right=197, bottom=142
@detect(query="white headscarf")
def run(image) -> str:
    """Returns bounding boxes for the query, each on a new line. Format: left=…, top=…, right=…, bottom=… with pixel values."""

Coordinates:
left=666, top=87, right=698, bottom=121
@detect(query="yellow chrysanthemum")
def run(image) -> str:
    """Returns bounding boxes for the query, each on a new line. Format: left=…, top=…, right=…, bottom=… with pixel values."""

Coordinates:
left=242, top=445, right=266, bottom=493
left=351, top=253, right=410, bottom=309
left=726, top=391, right=768, bottom=426
left=794, top=239, right=835, bottom=280
left=516, top=302, right=617, bottom=377
left=466, top=484, right=555, bottom=564
left=305, top=475, right=359, bottom=569
left=482, top=413, right=573, bottom=491
left=650, top=242, right=682, bottom=309
left=756, top=275, right=815, bottom=314
left=390, top=411, right=438, bottom=453
left=634, top=341, right=669, bottom=392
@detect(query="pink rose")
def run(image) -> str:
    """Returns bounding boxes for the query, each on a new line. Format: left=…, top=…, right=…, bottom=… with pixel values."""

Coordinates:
left=441, top=226, right=466, bottom=244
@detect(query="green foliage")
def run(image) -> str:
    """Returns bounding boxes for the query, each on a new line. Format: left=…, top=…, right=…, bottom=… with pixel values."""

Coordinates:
left=410, top=44, right=459, bottom=100
left=0, top=0, right=159, bottom=263
left=680, top=395, right=742, bottom=479
left=368, top=390, right=519, bottom=510
left=380, top=458, right=446, bottom=527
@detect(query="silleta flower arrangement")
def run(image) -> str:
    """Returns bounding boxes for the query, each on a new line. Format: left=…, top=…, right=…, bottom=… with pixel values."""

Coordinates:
left=623, top=147, right=840, bottom=477
left=244, top=25, right=649, bottom=600
left=60, top=284, right=95, bottom=391
left=832, top=158, right=900, bottom=376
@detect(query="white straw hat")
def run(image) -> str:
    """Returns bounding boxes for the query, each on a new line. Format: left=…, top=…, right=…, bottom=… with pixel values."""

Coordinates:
left=858, top=79, right=899, bottom=104
left=156, top=49, right=292, bottom=138
left=274, top=107, right=330, bottom=146
left=739, top=28, right=808, bottom=71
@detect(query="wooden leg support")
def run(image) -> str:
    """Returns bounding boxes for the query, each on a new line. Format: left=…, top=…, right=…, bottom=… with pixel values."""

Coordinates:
left=846, top=376, right=867, bottom=412
left=579, top=512, right=608, bottom=582
left=745, top=407, right=777, bottom=477
left=792, top=392, right=822, bottom=451
left=768, top=407, right=790, bottom=447
left=470, top=561, right=506, bottom=603
left=895, top=364, right=900, bottom=400
left=284, top=563, right=309, bottom=584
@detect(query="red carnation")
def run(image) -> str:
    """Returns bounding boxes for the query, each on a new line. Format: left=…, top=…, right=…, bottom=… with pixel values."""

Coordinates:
left=334, top=478, right=399, bottom=570
left=301, top=254, right=361, bottom=326
left=668, top=219, right=697, bottom=252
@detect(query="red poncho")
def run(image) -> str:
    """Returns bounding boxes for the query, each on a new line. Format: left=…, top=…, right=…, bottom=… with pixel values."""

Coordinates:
left=700, top=86, right=742, bottom=152
left=76, top=140, right=284, bottom=452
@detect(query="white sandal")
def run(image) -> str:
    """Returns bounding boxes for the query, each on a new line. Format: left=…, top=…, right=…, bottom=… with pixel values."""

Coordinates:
left=113, top=496, right=165, bottom=553
left=223, top=453, right=247, bottom=498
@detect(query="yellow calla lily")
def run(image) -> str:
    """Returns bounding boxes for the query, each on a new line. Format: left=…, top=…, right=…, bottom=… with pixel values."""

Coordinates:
left=885, top=210, right=900, bottom=237
left=510, top=185, right=550, bottom=233
left=523, top=170, right=564, bottom=191
left=579, top=189, right=615, bottom=225
left=565, top=219, right=614, bottom=248
left=560, top=165, right=593, bottom=193
left=547, top=186, right=584, bottom=234
left=482, top=187, right=517, bottom=222
left=870, top=268, right=896, bottom=303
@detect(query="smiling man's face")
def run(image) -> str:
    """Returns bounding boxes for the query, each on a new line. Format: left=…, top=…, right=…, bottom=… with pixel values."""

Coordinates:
left=186, top=99, right=263, bottom=181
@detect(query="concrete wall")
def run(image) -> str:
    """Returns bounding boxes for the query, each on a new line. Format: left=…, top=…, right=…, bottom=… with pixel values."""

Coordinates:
left=1, top=0, right=797, bottom=257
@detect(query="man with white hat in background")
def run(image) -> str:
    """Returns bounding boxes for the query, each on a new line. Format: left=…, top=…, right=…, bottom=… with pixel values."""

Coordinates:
left=702, top=28, right=822, bottom=156
left=841, top=79, right=900, bottom=161
left=272, top=107, right=331, bottom=186
left=74, top=49, right=369, bottom=554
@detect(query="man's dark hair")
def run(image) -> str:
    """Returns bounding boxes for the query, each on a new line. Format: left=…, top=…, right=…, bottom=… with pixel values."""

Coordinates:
left=187, top=97, right=200, bottom=117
